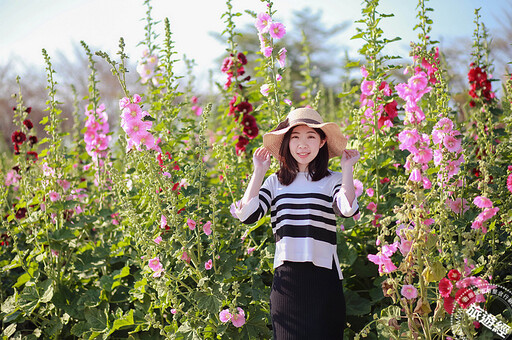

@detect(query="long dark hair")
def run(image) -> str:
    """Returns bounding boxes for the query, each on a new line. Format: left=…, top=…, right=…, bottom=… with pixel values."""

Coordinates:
left=276, top=125, right=330, bottom=185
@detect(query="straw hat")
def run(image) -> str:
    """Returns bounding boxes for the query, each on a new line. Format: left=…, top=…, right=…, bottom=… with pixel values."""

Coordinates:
left=263, top=108, right=347, bottom=160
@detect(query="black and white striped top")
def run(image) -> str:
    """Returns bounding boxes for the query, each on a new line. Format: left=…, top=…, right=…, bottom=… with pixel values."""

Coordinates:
left=235, top=171, right=359, bottom=279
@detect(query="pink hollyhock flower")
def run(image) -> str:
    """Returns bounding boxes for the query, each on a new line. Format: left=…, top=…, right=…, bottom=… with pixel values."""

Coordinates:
left=284, top=99, right=292, bottom=105
left=247, top=247, right=256, bottom=254
left=367, top=253, right=397, bottom=274
left=154, top=236, right=162, bottom=244
left=413, top=147, right=433, bottom=164
left=187, top=218, right=196, bottom=230
left=382, top=242, right=399, bottom=257
left=360, top=65, right=369, bottom=78
left=366, top=188, right=374, bottom=197
left=148, top=256, right=163, bottom=273
left=439, top=278, right=453, bottom=297
left=268, top=22, right=286, bottom=39
left=57, top=179, right=71, bottom=191
left=160, top=215, right=167, bottom=229
left=137, top=132, right=156, bottom=151
left=399, top=238, right=412, bottom=255
left=445, top=160, right=461, bottom=178
left=401, top=285, right=418, bottom=299
left=203, top=221, right=212, bottom=235
left=255, top=13, right=271, bottom=33
left=132, top=94, right=142, bottom=103
left=124, top=118, right=151, bottom=139
left=171, top=308, right=177, bottom=315
left=443, top=135, right=462, bottom=153
left=219, top=309, right=232, bottom=323
left=5, top=170, right=21, bottom=186
left=49, top=191, right=61, bottom=202
left=507, top=173, right=512, bottom=193
left=398, top=129, right=420, bottom=151
left=277, top=47, right=287, bottom=68
left=478, top=207, right=499, bottom=222
left=366, top=202, right=377, bottom=213
left=471, top=218, right=483, bottom=231
left=260, top=84, right=271, bottom=96
left=433, top=149, right=443, bottom=166
left=422, top=177, right=432, bottom=189
left=181, top=251, right=191, bottom=264
left=409, top=168, right=422, bottom=182
left=119, top=97, right=130, bottom=110
left=205, top=259, right=213, bottom=270
left=231, top=307, right=246, bottom=328
left=446, top=197, right=470, bottom=214
left=361, top=80, right=375, bottom=96
left=435, top=117, right=454, bottom=133
left=276, top=74, right=282, bottom=81
left=353, top=179, right=363, bottom=197
left=473, top=196, right=493, bottom=209
left=263, top=46, right=273, bottom=57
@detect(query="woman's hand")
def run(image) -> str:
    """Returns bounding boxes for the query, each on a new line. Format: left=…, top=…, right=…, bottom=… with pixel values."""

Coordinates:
left=253, top=147, right=271, bottom=173
left=340, top=149, right=360, bottom=169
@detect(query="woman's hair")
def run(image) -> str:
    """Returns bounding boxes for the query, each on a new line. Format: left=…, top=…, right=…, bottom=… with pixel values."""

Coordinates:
left=276, top=125, right=330, bottom=185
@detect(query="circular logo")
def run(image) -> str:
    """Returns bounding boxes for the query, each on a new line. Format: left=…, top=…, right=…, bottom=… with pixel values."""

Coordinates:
left=450, top=283, right=512, bottom=339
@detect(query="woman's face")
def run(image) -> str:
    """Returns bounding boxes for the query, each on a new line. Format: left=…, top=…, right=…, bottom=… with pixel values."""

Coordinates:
left=288, top=125, right=326, bottom=172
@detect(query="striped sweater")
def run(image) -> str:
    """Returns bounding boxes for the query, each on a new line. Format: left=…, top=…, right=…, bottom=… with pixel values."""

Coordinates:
left=235, top=171, right=359, bottom=279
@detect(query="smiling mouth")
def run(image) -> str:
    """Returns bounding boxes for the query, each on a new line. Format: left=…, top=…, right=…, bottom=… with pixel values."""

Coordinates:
left=297, top=152, right=310, bottom=158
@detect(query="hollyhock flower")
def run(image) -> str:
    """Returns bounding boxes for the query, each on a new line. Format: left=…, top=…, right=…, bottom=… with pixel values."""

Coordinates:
left=237, top=52, right=247, bottom=65
left=439, top=278, right=453, bottom=297
left=435, top=117, right=454, bottom=133
left=181, top=251, right=191, bottom=264
left=413, top=147, right=433, bottom=164
left=382, top=242, right=399, bottom=257
left=447, top=269, right=461, bottom=281
left=23, top=119, right=33, bottom=130
left=247, top=247, right=256, bottom=254
left=353, top=179, right=363, bottom=197
left=231, top=308, right=246, bottom=328
left=277, top=47, right=287, bottom=68
left=57, top=179, right=71, bottom=191
left=433, top=149, right=443, bottom=166
left=11, top=131, right=27, bottom=145
left=5, top=170, right=21, bottom=186
left=446, top=197, right=470, bottom=214
left=242, top=115, right=259, bottom=139
left=367, top=253, right=397, bottom=274
left=260, top=84, right=271, bottom=97
left=154, top=236, right=162, bottom=244
left=401, top=285, right=418, bottom=299
left=473, top=196, right=493, bottom=209
left=444, top=296, right=456, bottom=314
left=203, top=221, right=212, bottom=235
left=187, top=218, right=196, bottom=230
left=366, top=188, right=374, bottom=197
left=478, top=207, right=499, bottom=222
left=443, top=135, right=462, bottom=153
left=219, top=309, right=232, bottom=323
left=409, top=168, right=422, bottom=182
left=399, top=238, right=412, bottom=255
left=235, top=136, right=249, bottom=155
left=236, top=101, right=253, bottom=114
left=398, top=129, right=420, bottom=151
left=471, top=218, right=483, bottom=231
left=160, top=215, right=167, bottom=229
left=268, top=22, right=286, bottom=39
left=276, top=74, right=282, bottom=81
left=455, top=288, right=476, bottom=309
left=49, top=191, right=61, bottom=202
left=422, top=177, right=432, bottom=189
left=148, top=257, right=163, bottom=272
left=255, top=13, right=271, bottom=33
left=361, top=80, right=375, bottom=96
left=205, top=259, right=213, bottom=270
left=366, top=202, right=377, bottom=213
left=15, top=207, right=27, bottom=219
left=507, top=173, right=512, bottom=193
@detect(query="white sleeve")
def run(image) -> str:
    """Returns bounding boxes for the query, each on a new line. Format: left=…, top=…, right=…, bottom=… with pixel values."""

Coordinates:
left=334, top=190, right=359, bottom=217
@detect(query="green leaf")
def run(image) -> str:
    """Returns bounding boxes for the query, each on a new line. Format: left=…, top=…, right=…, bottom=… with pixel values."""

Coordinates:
left=113, top=266, right=130, bottom=280
left=84, top=307, right=109, bottom=332
left=111, top=309, right=134, bottom=332
left=344, top=289, right=371, bottom=316
left=193, top=291, right=222, bottom=314
left=2, top=323, right=16, bottom=338
left=40, top=116, right=49, bottom=125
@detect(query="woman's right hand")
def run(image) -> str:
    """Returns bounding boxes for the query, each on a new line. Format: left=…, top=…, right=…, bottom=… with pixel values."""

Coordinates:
left=253, top=147, right=271, bottom=172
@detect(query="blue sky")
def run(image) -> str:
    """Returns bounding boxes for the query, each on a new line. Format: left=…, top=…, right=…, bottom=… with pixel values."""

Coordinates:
left=0, top=0, right=509, bottom=83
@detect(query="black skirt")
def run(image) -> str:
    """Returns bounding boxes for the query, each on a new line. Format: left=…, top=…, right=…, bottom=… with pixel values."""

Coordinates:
left=270, top=261, right=346, bottom=340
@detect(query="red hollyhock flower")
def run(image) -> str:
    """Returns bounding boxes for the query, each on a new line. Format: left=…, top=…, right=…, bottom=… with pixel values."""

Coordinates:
left=455, top=288, right=476, bottom=309
left=236, top=101, right=253, bottom=114
left=11, top=131, right=27, bottom=145
left=13, top=144, right=20, bottom=155
left=26, top=107, right=32, bottom=114
left=443, top=296, right=455, bottom=314
left=28, top=136, right=38, bottom=146
left=237, top=52, right=247, bottom=65
left=228, top=95, right=238, bottom=116
left=447, top=269, right=461, bottom=281
left=23, top=119, right=33, bottom=130
left=380, top=177, right=390, bottom=184
left=439, top=277, right=453, bottom=298
left=27, top=151, right=38, bottom=162
left=15, top=207, right=27, bottom=220
left=241, top=114, right=259, bottom=139
left=235, top=136, right=249, bottom=155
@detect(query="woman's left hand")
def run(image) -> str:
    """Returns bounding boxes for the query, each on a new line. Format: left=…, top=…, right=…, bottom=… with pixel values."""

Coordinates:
left=340, top=149, right=360, bottom=169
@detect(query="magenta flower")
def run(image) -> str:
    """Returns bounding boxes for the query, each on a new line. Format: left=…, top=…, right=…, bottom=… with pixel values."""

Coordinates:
left=255, top=13, right=271, bottom=33
left=187, top=218, right=196, bottom=230
left=121, top=104, right=144, bottom=124
left=361, top=80, right=375, bottom=96
left=203, top=221, right=212, bottom=235
left=422, top=177, right=432, bottom=189
left=353, top=179, right=363, bottom=197
left=181, top=251, right=191, bottom=264
left=219, top=309, right=232, bottom=323
left=478, top=207, right=499, bottom=222
left=57, top=179, right=71, bottom=191
left=446, top=197, right=470, bottom=214
left=160, top=215, right=167, bottom=229
left=409, top=168, right=422, bottom=182
left=367, top=253, right=397, bottom=274
left=366, top=188, right=374, bottom=197
left=398, top=129, right=420, bottom=151
left=443, top=135, right=462, bottom=153
left=247, top=247, right=256, bottom=254
left=413, top=148, right=433, bottom=164
left=148, top=257, right=162, bottom=271
left=439, top=277, right=453, bottom=297
left=401, top=285, right=418, bottom=299
left=154, top=236, right=162, bottom=244
left=268, top=22, right=286, bottom=39
left=435, top=118, right=454, bottom=133
left=399, top=238, right=412, bottom=255
left=381, top=242, right=399, bottom=257
left=49, top=191, right=61, bottom=202
left=231, top=307, right=246, bottom=328
left=507, top=173, right=512, bottom=193
left=260, top=84, right=271, bottom=97
left=277, top=47, right=287, bottom=68
left=366, top=202, right=377, bottom=213
left=473, top=196, right=493, bottom=209
left=124, top=119, right=152, bottom=139
left=205, top=259, right=213, bottom=270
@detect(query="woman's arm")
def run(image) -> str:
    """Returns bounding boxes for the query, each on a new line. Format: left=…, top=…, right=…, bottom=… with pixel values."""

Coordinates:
left=340, top=149, right=360, bottom=207
left=241, top=147, right=271, bottom=206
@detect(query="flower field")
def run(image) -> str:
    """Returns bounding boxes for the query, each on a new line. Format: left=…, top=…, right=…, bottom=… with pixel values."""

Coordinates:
left=1, top=0, right=512, bottom=339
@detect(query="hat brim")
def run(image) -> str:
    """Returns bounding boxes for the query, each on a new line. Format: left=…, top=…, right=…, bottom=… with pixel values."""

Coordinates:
left=263, top=121, right=347, bottom=160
